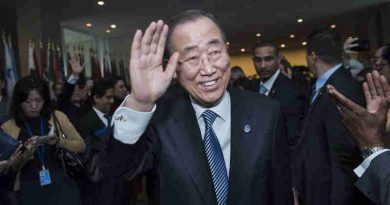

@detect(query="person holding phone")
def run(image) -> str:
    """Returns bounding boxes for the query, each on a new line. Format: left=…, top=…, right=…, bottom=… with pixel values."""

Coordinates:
left=1, top=76, right=85, bottom=205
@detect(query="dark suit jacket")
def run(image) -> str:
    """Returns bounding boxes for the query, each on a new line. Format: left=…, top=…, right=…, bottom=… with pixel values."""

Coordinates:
left=292, top=67, right=372, bottom=205
left=356, top=151, right=390, bottom=205
left=80, top=109, right=110, bottom=160
left=104, top=88, right=292, bottom=205
left=56, top=82, right=89, bottom=130
left=249, top=73, right=306, bottom=146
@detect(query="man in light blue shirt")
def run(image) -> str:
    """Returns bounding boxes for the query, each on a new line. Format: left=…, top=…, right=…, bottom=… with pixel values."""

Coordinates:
left=292, top=28, right=370, bottom=205
left=103, top=9, right=292, bottom=205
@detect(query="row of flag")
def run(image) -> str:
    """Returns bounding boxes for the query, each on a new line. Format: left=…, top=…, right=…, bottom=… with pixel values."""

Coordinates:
left=1, top=32, right=18, bottom=98
left=1, top=32, right=130, bottom=98
left=27, top=41, right=129, bottom=83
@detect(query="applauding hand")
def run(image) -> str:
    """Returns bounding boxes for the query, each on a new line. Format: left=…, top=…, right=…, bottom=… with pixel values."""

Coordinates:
left=327, top=71, right=390, bottom=149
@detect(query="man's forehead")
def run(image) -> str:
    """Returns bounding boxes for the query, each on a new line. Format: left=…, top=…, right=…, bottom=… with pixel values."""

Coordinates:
left=254, top=46, right=278, bottom=57
left=171, top=17, right=224, bottom=50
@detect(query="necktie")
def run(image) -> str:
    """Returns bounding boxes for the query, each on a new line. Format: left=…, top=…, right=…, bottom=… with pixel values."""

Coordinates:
left=201, top=110, right=228, bottom=205
left=259, top=84, right=268, bottom=95
left=103, top=114, right=111, bottom=127
left=309, top=85, right=317, bottom=103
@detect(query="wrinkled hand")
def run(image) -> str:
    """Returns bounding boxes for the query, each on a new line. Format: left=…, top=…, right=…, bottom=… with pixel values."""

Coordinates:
left=327, top=71, right=390, bottom=149
left=69, top=54, right=84, bottom=75
left=343, top=37, right=359, bottom=55
left=125, top=20, right=179, bottom=112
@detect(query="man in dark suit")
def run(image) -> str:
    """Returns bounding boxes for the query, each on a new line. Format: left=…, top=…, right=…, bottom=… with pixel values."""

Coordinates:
left=292, top=28, right=371, bottom=205
left=249, top=40, right=306, bottom=146
left=56, top=54, right=89, bottom=128
left=104, top=10, right=292, bottom=205
left=78, top=80, right=115, bottom=205
left=328, top=70, right=390, bottom=205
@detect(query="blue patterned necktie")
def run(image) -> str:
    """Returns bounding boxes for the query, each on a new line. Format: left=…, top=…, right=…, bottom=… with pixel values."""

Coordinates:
left=201, top=110, right=228, bottom=205
left=259, top=84, right=268, bottom=95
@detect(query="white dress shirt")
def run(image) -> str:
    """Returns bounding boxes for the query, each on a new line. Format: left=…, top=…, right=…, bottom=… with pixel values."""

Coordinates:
left=260, top=69, right=280, bottom=96
left=93, top=106, right=109, bottom=126
left=113, top=92, right=232, bottom=175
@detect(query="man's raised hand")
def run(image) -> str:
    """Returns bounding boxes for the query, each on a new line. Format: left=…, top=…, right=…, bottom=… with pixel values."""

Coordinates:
left=125, top=20, right=179, bottom=112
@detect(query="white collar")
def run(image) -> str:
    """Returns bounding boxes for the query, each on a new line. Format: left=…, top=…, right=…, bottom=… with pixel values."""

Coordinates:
left=260, top=69, right=280, bottom=94
left=93, top=106, right=108, bottom=118
left=190, top=91, right=230, bottom=122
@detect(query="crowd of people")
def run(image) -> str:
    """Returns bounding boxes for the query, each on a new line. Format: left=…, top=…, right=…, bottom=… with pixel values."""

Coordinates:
left=1, top=9, right=390, bottom=205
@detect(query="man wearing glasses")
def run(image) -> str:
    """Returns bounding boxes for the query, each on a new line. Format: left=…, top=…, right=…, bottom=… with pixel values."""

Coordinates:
left=103, top=10, right=292, bottom=205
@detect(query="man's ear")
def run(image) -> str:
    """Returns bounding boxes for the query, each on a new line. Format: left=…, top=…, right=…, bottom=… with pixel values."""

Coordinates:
left=277, top=54, right=283, bottom=65
left=310, top=51, right=319, bottom=62
left=93, top=95, right=100, bottom=104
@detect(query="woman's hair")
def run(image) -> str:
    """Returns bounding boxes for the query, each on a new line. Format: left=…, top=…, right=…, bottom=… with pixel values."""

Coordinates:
left=10, top=76, right=53, bottom=125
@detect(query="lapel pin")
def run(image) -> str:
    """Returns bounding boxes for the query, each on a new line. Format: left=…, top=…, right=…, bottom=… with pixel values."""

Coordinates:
left=244, top=125, right=251, bottom=133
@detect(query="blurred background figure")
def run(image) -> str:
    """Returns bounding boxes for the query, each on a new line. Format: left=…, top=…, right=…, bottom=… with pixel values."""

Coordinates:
left=1, top=76, right=85, bottom=205
left=229, top=66, right=250, bottom=90
left=109, top=77, right=128, bottom=113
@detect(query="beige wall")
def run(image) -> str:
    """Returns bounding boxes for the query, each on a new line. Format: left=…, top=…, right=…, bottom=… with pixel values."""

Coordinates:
left=230, top=47, right=308, bottom=76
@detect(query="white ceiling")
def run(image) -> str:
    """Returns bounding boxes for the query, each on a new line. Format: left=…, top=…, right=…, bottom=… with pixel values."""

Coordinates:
left=60, top=0, right=390, bottom=51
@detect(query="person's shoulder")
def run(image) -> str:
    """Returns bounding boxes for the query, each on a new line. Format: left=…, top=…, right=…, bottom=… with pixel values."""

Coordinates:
left=80, top=108, right=97, bottom=121
left=229, top=88, right=280, bottom=111
left=53, top=110, right=67, bottom=118
left=275, top=74, right=305, bottom=95
left=1, top=118, right=16, bottom=129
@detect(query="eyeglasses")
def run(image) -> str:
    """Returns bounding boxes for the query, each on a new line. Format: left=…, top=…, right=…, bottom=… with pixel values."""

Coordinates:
left=178, top=48, right=227, bottom=70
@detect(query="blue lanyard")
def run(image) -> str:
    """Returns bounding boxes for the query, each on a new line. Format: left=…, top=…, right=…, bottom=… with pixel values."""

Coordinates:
left=24, top=117, right=46, bottom=169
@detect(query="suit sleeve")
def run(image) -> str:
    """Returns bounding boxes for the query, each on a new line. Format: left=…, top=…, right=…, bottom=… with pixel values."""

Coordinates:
left=324, top=88, right=365, bottom=203
left=283, top=92, right=305, bottom=147
left=103, top=105, right=158, bottom=179
left=270, top=103, right=294, bottom=205
left=355, top=151, right=390, bottom=205
left=56, top=82, right=75, bottom=113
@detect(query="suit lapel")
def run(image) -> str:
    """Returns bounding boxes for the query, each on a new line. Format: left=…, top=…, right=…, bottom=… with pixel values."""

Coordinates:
left=170, top=95, right=216, bottom=205
left=269, top=73, right=282, bottom=98
left=227, top=89, right=259, bottom=204
left=307, top=67, right=346, bottom=116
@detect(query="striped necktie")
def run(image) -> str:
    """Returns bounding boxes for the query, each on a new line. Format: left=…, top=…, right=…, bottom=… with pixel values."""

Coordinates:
left=201, top=110, right=228, bottom=205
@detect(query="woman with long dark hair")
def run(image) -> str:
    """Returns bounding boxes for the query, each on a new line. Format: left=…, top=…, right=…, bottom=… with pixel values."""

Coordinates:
left=1, top=76, right=85, bottom=204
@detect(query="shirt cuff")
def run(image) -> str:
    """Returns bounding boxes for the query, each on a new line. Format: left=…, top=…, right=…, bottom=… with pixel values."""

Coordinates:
left=354, top=149, right=390, bottom=177
left=67, top=74, right=79, bottom=84
left=112, top=95, right=156, bottom=144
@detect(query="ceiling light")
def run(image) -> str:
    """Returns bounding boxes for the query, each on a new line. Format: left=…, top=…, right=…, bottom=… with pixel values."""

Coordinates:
left=256, top=33, right=261, bottom=37
left=106, top=29, right=111, bottom=33
left=240, top=48, right=246, bottom=52
left=110, top=24, right=117, bottom=29
left=85, top=23, right=92, bottom=27
left=97, top=1, right=105, bottom=6
left=289, top=34, right=295, bottom=39
left=280, top=44, right=286, bottom=48
left=302, top=41, right=307, bottom=46
left=330, top=24, right=336, bottom=29
left=226, top=42, right=230, bottom=46
left=297, top=18, right=303, bottom=23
